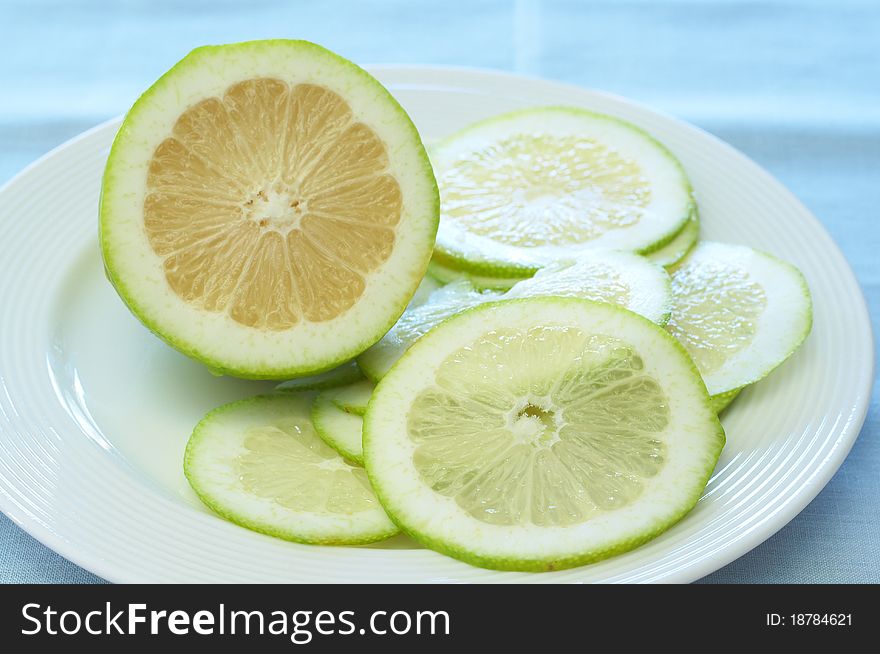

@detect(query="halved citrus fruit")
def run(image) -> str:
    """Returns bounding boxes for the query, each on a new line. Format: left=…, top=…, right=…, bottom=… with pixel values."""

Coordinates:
left=101, top=40, right=439, bottom=379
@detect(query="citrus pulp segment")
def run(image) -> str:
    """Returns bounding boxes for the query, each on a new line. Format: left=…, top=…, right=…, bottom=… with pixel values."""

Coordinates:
left=184, top=393, right=398, bottom=544
left=101, top=40, right=439, bottom=379
left=364, top=298, right=724, bottom=571
left=667, top=242, right=812, bottom=400
left=430, top=106, right=695, bottom=277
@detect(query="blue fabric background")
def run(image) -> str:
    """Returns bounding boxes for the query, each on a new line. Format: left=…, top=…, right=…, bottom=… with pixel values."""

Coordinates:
left=0, top=0, right=877, bottom=583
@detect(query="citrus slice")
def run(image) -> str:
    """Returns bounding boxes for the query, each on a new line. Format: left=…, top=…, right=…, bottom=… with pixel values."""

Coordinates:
left=360, top=251, right=673, bottom=380
left=101, top=40, right=439, bottom=379
left=328, top=379, right=375, bottom=416
left=275, top=360, right=363, bottom=393
left=646, top=213, right=700, bottom=268
left=430, top=106, right=695, bottom=277
left=184, top=393, right=397, bottom=544
left=426, top=260, right=525, bottom=291
left=667, top=241, right=812, bottom=401
left=364, top=298, right=724, bottom=571
left=504, top=251, right=672, bottom=325
left=357, top=280, right=499, bottom=380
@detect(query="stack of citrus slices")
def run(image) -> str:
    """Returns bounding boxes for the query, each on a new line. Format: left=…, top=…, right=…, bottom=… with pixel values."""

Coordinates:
left=100, top=40, right=812, bottom=572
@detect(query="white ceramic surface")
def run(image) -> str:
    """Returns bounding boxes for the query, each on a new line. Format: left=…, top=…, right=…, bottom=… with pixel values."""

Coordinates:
left=0, top=66, right=872, bottom=583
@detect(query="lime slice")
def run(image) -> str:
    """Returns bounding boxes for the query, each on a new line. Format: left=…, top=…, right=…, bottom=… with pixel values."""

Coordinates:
left=427, top=260, right=525, bottom=291
left=101, top=40, right=439, bottom=379
left=504, top=251, right=672, bottom=325
left=311, top=383, right=376, bottom=465
left=667, top=241, right=812, bottom=401
left=646, top=213, right=699, bottom=268
left=184, top=393, right=397, bottom=544
left=364, top=298, right=724, bottom=571
left=275, top=360, right=363, bottom=393
left=430, top=106, right=695, bottom=277
left=328, top=379, right=375, bottom=416
left=357, top=280, right=497, bottom=380
left=360, top=251, right=673, bottom=380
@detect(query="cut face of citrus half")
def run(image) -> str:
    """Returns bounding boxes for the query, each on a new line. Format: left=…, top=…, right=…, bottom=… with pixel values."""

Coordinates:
left=667, top=241, right=812, bottom=400
left=101, top=40, right=439, bottom=379
left=646, top=213, right=700, bottom=268
left=184, top=393, right=397, bottom=544
left=364, top=298, right=724, bottom=571
left=430, top=107, right=695, bottom=277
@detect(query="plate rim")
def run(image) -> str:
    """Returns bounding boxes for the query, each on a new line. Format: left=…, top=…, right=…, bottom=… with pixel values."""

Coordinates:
left=0, top=64, right=874, bottom=584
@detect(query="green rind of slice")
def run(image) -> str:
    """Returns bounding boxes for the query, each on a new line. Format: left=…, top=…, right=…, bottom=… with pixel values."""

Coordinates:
left=426, top=259, right=526, bottom=291
left=184, top=393, right=396, bottom=544
left=646, top=211, right=700, bottom=269
left=430, top=106, right=696, bottom=278
left=667, top=241, right=813, bottom=398
left=709, top=388, right=741, bottom=413
left=326, top=379, right=376, bottom=416
left=311, top=393, right=367, bottom=464
left=364, top=297, right=724, bottom=572
left=275, top=360, right=363, bottom=393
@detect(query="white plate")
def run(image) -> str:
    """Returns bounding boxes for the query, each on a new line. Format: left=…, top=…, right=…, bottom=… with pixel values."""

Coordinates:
left=0, top=66, right=872, bottom=583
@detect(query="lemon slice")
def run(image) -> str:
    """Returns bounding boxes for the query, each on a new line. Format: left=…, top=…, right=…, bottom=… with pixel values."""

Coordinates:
left=101, top=40, right=438, bottom=379
left=667, top=242, right=812, bottom=402
left=646, top=213, right=700, bottom=268
left=184, top=393, right=397, bottom=544
left=364, top=298, right=724, bottom=571
left=430, top=107, right=695, bottom=277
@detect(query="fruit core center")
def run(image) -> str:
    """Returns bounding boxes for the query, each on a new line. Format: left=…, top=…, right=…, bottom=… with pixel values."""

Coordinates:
left=245, top=185, right=308, bottom=232
left=510, top=399, right=560, bottom=446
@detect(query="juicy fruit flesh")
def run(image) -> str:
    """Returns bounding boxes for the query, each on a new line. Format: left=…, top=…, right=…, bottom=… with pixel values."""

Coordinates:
left=439, top=133, right=651, bottom=248
left=668, top=259, right=767, bottom=374
left=406, top=326, right=669, bottom=527
left=145, top=79, right=402, bottom=330
left=237, top=421, right=378, bottom=514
